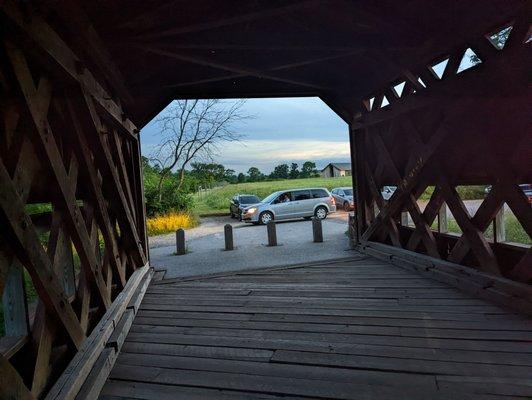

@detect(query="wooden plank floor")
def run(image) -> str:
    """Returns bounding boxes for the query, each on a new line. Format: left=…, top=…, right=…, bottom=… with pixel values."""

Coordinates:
left=100, top=256, right=532, bottom=400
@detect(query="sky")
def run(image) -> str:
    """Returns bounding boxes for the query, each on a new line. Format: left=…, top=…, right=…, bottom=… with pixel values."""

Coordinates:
left=139, top=97, right=350, bottom=174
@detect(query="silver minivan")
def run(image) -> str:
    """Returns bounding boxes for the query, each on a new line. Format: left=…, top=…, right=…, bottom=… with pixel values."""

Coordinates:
left=241, top=188, right=336, bottom=224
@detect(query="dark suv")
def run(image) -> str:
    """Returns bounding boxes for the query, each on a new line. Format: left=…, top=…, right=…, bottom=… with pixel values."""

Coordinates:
left=229, top=194, right=261, bottom=219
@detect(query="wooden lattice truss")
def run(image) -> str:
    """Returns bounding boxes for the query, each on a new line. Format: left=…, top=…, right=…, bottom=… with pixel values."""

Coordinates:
left=352, top=16, right=531, bottom=282
left=0, top=27, right=147, bottom=399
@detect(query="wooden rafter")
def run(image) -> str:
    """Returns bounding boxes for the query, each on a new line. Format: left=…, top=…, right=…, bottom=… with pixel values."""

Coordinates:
left=162, top=50, right=361, bottom=89
left=134, top=44, right=330, bottom=91
left=135, top=0, right=321, bottom=39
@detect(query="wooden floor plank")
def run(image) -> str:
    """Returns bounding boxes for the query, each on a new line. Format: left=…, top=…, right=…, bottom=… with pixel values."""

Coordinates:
left=114, top=352, right=439, bottom=388
left=137, top=309, right=532, bottom=331
left=125, top=330, right=532, bottom=353
left=99, top=257, right=532, bottom=400
left=122, top=339, right=532, bottom=366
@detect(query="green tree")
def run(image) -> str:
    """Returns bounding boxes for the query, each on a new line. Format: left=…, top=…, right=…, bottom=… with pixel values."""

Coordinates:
left=223, top=169, right=237, bottom=183
left=190, top=162, right=226, bottom=183
left=270, top=163, right=289, bottom=179
left=301, top=161, right=318, bottom=178
left=289, top=163, right=300, bottom=179
left=237, top=172, right=247, bottom=183
left=247, top=166, right=263, bottom=182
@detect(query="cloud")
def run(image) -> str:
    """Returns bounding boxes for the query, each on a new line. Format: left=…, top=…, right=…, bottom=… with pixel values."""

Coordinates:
left=139, top=97, right=350, bottom=173
left=217, top=139, right=351, bottom=172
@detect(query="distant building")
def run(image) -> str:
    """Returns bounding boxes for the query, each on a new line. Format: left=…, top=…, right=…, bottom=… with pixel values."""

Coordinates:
left=320, top=162, right=352, bottom=178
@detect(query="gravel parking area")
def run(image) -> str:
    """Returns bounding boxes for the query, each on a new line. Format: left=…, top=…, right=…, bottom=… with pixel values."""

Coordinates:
left=148, top=212, right=356, bottom=279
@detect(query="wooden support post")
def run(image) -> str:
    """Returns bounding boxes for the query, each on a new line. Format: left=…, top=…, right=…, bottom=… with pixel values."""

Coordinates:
left=494, top=205, right=506, bottom=243
left=267, top=221, right=277, bottom=247
left=175, top=229, right=186, bottom=255
left=224, top=224, right=234, bottom=251
left=438, top=202, right=448, bottom=233
left=351, top=126, right=369, bottom=243
left=312, top=218, right=323, bottom=243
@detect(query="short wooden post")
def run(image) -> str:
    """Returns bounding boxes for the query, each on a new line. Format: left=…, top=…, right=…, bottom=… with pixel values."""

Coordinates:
left=312, top=217, right=323, bottom=243
left=175, top=228, right=186, bottom=255
left=224, top=224, right=234, bottom=250
left=267, top=221, right=277, bottom=246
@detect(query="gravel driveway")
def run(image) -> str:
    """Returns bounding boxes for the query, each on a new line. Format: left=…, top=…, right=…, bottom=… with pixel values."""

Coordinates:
left=148, top=212, right=356, bottom=279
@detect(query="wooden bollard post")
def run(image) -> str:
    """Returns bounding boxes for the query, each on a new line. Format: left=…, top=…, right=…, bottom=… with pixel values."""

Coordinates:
left=267, top=221, right=277, bottom=246
left=175, top=228, right=186, bottom=255
left=224, top=224, right=234, bottom=251
left=312, top=217, right=323, bottom=243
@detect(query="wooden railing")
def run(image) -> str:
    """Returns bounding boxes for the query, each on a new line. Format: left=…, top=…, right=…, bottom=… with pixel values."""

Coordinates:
left=0, top=2, right=149, bottom=397
left=350, top=14, right=531, bottom=283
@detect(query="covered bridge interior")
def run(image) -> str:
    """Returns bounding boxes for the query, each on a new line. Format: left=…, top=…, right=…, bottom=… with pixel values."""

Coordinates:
left=0, top=0, right=531, bottom=398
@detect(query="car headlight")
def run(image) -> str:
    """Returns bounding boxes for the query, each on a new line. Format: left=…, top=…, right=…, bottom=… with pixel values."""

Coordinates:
left=246, top=207, right=257, bottom=214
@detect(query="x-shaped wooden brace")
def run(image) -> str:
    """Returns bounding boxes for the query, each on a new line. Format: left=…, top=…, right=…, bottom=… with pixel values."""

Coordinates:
left=6, top=41, right=111, bottom=309
left=78, top=87, right=147, bottom=267
left=363, top=118, right=441, bottom=258
left=360, top=104, right=451, bottom=243
left=444, top=117, right=531, bottom=276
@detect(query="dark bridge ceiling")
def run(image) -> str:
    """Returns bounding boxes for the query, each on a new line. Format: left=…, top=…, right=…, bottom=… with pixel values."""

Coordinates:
left=57, top=0, right=524, bottom=126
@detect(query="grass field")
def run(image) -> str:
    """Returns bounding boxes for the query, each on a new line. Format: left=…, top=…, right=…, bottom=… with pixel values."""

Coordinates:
left=193, top=176, right=353, bottom=215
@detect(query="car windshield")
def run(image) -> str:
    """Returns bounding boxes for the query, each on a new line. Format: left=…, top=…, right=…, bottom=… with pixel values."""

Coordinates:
left=262, top=192, right=281, bottom=203
left=343, top=189, right=353, bottom=196
left=240, top=195, right=260, bottom=204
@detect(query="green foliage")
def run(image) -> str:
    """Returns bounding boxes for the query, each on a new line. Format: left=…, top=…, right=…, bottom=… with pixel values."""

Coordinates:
left=237, top=173, right=246, bottom=183
left=25, top=203, right=53, bottom=214
left=271, top=163, right=289, bottom=179
left=190, top=162, right=226, bottom=184
left=247, top=167, right=263, bottom=182
left=224, top=169, right=237, bottom=184
left=419, top=186, right=488, bottom=201
left=301, top=161, right=318, bottom=178
left=143, top=158, right=194, bottom=216
left=289, top=163, right=300, bottom=179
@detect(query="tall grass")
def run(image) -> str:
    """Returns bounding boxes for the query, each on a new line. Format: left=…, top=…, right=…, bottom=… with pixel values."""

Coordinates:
left=146, top=212, right=199, bottom=236
left=194, top=176, right=353, bottom=214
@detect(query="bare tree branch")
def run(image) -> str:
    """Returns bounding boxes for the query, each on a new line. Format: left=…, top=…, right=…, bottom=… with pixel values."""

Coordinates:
left=150, top=99, right=253, bottom=200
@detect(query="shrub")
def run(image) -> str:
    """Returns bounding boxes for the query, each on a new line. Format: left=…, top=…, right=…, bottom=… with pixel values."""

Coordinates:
left=146, top=212, right=199, bottom=236
left=143, top=168, right=195, bottom=216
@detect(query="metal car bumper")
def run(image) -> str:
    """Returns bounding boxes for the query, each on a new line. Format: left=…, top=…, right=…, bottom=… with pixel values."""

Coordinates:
left=242, top=212, right=259, bottom=222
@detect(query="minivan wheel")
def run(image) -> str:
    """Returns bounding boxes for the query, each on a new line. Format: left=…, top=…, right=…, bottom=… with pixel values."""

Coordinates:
left=315, top=206, right=328, bottom=220
left=259, top=211, right=274, bottom=225
left=343, top=202, right=350, bottom=212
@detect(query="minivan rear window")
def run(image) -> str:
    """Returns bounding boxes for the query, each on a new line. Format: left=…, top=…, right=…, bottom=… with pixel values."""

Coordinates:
left=293, top=190, right=311, bottom=201
left=311, top=189, right=328, bottom=198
